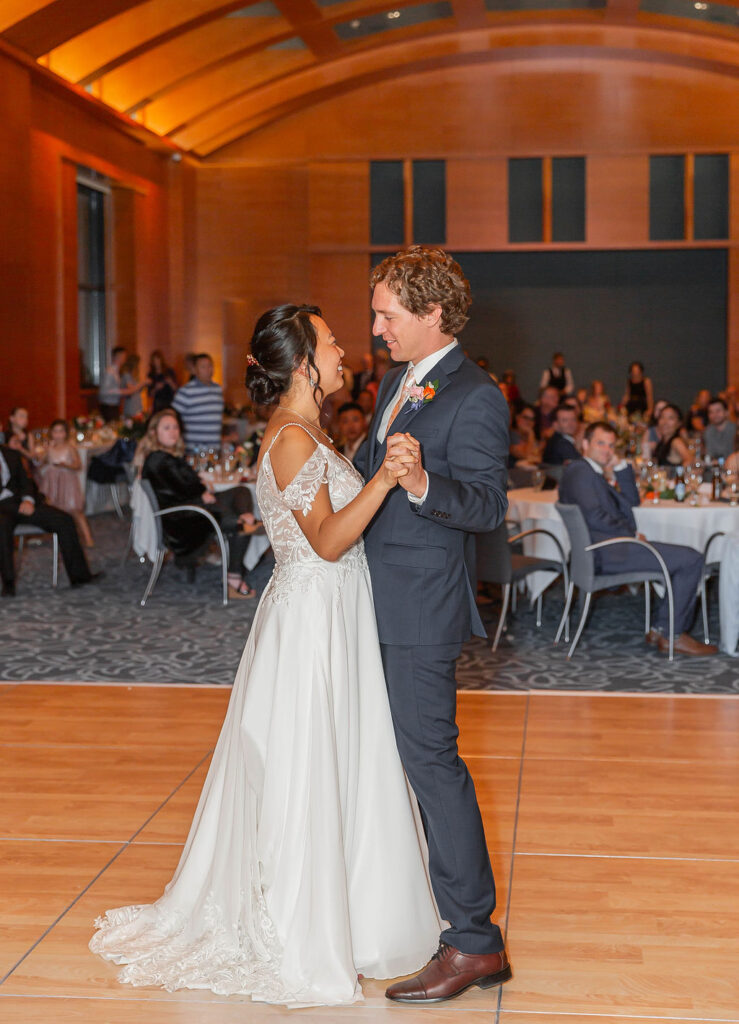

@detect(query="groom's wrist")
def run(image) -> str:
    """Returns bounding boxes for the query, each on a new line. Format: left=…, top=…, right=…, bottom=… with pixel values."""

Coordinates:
left=407, top=472, right=429, bottom=505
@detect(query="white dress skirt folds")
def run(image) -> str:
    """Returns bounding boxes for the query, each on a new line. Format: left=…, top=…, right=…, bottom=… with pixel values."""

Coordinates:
left=90, top=424, right=442, bottom=1006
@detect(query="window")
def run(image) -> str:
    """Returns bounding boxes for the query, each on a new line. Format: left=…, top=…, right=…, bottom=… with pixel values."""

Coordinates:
left=77, top=169, right=110, bottom=388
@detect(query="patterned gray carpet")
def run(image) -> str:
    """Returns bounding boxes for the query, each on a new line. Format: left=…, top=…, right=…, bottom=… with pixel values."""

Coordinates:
left=1, top=513, right=736, bottom=693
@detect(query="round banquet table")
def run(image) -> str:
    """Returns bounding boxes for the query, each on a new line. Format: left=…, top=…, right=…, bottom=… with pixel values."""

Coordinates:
left=506, top=487, right=739, bottom=608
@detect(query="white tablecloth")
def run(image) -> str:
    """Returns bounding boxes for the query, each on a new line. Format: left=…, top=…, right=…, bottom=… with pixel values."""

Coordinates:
left=131, top=481, right=270, bottom=572
left=507, top=488, right=739, bottom=601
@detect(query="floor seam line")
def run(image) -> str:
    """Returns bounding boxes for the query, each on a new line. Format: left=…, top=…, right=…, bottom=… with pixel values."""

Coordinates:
left=0, top=747, right=214, bottom=987
left=497, top=690, right=530, bottom=1021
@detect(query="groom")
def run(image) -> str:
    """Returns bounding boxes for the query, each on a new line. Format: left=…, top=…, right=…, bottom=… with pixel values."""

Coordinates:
left=355, top=246, right=511, bottom=1002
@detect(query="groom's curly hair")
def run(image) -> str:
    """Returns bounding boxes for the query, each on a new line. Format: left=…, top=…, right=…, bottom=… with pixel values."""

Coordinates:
left=370, top=246, right=471, bottom=337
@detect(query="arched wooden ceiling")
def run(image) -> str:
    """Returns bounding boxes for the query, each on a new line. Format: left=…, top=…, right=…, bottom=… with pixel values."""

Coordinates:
left=1, top=0, right=738, bottom=156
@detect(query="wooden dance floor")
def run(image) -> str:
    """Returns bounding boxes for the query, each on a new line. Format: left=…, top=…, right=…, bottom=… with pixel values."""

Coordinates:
left=1, top=682, right=738, bottom=1024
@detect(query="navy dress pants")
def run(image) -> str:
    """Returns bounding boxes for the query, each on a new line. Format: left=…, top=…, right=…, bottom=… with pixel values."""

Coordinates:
left=380, top=641, right=504, bottom=956
left=599, top=540, right=703, bottom=634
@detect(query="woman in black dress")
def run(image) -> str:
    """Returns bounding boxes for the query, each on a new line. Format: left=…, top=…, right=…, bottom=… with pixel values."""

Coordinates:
left=146, top=351, right=178, bottom=413
left=621, top=361, right=654, bottom=421
left=134, top=409, right=259, bottom=598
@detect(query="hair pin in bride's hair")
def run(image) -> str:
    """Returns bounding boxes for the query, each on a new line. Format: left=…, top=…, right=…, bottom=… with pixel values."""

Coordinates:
left=246, top=354, right=262, bottom=369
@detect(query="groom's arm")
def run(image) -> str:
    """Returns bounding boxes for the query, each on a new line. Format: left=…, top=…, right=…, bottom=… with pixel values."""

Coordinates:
left=403, top=381, right=509, bottom=533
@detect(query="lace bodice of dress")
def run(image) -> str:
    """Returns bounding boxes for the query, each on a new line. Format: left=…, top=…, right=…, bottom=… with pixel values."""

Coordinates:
left=256, top=424, right=368, bottom=602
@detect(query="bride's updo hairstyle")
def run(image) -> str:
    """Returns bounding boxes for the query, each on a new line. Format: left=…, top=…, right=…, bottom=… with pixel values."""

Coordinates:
left=246, top=304, right=323, bottom=407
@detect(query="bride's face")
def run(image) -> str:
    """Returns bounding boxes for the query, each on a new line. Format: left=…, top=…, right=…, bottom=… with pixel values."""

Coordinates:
left=309, top=316, right=345, bottom=397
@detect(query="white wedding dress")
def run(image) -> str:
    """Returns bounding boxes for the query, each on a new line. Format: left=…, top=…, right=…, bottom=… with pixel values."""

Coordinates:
left=90, top=424, right=441, bottom=1006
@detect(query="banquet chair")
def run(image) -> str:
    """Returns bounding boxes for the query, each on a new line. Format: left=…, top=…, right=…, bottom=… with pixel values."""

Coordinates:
left=476, top=521, right=569, bottom=651
left=700, top=531, right=724, bottom=645
left=137, top=479, right=230, bottom=607
left=14, top=524, right=59, bottom=587
left=554, top=503, right=675, bottom=661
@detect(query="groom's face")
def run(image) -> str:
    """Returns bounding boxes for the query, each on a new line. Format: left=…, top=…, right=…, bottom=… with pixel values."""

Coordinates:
left=371, top=281, right=432, bottom=365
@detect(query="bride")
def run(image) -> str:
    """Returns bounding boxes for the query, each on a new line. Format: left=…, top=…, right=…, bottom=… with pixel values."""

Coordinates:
left=90, top=305, right=442, bottom=1006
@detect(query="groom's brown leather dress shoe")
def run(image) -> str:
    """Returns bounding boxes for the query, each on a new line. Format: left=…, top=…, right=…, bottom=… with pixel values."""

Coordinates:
left=385, top=943, right=512, bottom=1003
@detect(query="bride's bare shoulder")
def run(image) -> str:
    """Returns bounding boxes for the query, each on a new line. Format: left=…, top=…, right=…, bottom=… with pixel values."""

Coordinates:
left=264, top=422, right=322, bottom=491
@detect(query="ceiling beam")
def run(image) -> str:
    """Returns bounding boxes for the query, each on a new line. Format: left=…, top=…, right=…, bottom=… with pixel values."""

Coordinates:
left=2, top=0, right=151, bottom=58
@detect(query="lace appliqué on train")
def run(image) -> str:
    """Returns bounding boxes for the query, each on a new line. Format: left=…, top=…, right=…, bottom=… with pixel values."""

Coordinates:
left=90, top=887, right=294, bottom=1001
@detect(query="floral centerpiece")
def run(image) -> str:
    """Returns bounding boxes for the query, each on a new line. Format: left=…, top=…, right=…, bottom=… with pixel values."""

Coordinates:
left=117, top=413, right=146, bottom=441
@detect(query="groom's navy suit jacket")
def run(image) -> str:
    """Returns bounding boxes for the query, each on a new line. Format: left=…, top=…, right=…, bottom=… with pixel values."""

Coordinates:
left=355, top=346, right=509, bottom=646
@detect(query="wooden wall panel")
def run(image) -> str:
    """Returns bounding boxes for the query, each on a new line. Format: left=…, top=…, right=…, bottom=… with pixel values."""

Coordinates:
left=214, top=59, right=739, bottom=164
left=446, top=160, right=508, bottom=250
left=586, top=156, right=649, bottom=247
left=308, top=162, right=369, bottom=249
left=111, top=186, right=138, bottom=359
left=309, top=254, right=371, bottom=370
left=194, top=164, right=310, bottom=394
left=0, top=54, right=33, bottom=422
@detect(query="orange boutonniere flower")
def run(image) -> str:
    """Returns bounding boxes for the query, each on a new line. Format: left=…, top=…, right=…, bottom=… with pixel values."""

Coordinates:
left=408, top=379, right=439, bottom=410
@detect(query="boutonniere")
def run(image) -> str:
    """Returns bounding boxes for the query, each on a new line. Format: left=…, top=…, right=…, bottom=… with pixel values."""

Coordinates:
left=407, top=379, right=439, bottom=411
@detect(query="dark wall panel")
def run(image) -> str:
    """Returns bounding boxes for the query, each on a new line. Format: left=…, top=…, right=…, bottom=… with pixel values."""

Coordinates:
left=453, top=249, right=726, bottom=413
left=413, top=160, right=446, bottom=244
left=508, top=158, right=542, bottom=242
left=370, top=160, right=404, bottom=245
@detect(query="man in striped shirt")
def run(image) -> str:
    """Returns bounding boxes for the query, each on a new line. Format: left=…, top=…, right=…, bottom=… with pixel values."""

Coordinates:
left=172, top=353, right=224, bottom=453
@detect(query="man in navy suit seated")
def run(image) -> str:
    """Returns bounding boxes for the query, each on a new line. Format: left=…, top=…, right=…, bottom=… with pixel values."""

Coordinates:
left=542, top=403, right=582, bottom=466
left=559, top=420, right=717, bottom=657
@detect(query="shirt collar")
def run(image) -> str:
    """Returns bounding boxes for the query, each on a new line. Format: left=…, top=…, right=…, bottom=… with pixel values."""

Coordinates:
left=408, top=339, right=458, bottom=386
left=584, top=456, right=604, bottom=475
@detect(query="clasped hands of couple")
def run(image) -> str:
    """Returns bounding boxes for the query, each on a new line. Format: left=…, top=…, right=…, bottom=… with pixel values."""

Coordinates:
left=380, top=432, right=424, bottom=494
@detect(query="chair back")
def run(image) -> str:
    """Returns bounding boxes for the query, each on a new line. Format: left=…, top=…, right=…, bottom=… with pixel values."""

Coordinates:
left=555, top=503, right=596, bottom=591
left=475, top=522, right=512, bottom=586
left=138, top=478, right=164, bottom=548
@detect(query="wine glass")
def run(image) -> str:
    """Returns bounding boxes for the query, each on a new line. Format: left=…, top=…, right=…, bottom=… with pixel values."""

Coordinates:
left=685, top=467, right=702, bottom=506
left=648, top=466, right=662, bottom=503
left=531, top=468, right=545, bottom=492
left=724, top=468, right=738, bottom=507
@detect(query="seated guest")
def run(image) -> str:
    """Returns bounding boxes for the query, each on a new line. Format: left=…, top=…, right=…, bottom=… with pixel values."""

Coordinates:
left=689, top=388, right=711, bottom=433
left=172, top=352, right=224, bottom=453
left=559, top=421, right=716, bottom=657
left=542, top=404, right=582, bottom=466
left=0, top=443, right=99, bottom=597
left=653, top=404, right=691, bottom=468
left=336, top=402, right=368, bottom=461
left=5, top=407, right=34, bottom=464
left=135, top=410, right=258, bottom=599
left=583, top=380, right=612, bottom=423
left=534, top=385, right=561, bottom=440
left=356, top=387, right=375, bottom=422
left=37, top=420, right=94, bottom=548
left=509, top=405, right=542, bottom=465
left=703, top=397, right=737, bottom=462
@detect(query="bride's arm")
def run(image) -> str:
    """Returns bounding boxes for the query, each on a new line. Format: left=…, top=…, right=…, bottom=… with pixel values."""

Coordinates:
left=270, top=426, right=413, bottom=562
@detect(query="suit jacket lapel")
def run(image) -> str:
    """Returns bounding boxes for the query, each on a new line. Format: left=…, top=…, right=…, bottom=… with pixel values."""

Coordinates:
left=392, top=345, right=465, bottom=435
